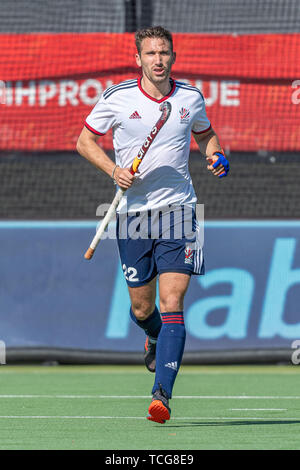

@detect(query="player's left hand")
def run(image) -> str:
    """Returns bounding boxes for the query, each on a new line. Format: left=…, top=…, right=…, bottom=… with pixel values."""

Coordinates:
left=206, top=152, right=230, bottom=178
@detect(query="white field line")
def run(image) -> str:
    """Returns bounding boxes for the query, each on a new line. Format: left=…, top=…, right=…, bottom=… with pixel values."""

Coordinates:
left=0, top=415, right=298, bottom=421
left=0, top=395, right=299, bottom=399
left=229, top=409, right=287, bottom=411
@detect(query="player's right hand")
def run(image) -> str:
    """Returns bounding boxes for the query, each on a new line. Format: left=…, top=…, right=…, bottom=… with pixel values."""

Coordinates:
left=114, top=167, right=136, bottom=190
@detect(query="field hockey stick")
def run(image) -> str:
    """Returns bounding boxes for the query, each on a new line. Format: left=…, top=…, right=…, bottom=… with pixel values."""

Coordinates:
left=84, top=100, right=172, bottom=260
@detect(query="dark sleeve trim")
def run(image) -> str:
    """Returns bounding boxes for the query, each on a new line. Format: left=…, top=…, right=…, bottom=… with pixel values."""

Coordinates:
left=192, top=124, right=212, bottom=135
left=84, top=121, right=106, bottom=136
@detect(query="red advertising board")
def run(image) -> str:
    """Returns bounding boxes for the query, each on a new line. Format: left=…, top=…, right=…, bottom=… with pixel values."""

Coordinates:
left=1, top=33, right=299, bottom=151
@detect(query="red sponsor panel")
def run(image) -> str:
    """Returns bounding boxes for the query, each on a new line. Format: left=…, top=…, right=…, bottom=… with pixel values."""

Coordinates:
left=1, top=33, right=299, bottom=151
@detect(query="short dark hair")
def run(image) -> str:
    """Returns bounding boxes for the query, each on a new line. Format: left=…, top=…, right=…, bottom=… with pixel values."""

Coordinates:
left=135, top=26, right=173, bottom=55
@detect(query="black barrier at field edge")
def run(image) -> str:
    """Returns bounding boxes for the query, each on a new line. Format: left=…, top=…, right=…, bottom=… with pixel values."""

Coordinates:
left=4, top=347, right=293, bottom=365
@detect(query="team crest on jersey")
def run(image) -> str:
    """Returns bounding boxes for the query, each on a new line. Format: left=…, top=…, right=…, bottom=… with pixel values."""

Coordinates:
left=184, top=246, right=194, bottom=265
left=129, top=110, right=142, bottom=119
left=179, top=107, right=190, bottom=124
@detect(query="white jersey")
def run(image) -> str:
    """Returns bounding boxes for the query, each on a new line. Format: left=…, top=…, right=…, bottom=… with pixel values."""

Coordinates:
left=85, top=78, right=211, bottom=213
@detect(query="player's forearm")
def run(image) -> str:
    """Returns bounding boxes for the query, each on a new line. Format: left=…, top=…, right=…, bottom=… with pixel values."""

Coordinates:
left=195, top=129, right=223, bottom=158
left=76, top=134, right=115, bottom=179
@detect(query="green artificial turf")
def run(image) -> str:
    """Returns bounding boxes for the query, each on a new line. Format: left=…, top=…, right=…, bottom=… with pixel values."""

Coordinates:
left=0, top=364, right=299, bottom=450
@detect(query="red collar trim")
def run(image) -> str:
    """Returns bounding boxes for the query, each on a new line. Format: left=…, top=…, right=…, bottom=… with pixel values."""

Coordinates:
left=138, top=77, right=176, bottom=103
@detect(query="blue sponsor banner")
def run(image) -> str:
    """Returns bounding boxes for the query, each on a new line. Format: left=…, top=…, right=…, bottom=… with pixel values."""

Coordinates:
left=0, top=221, right=300, bottom=352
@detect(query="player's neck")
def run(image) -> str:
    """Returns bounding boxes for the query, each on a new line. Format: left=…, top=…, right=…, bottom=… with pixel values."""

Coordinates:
left=140, top=75, right=171, bottom=100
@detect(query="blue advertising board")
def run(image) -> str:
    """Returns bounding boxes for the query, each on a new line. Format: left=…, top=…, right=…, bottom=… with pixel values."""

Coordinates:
left=0, top=221, right=299, bottom=354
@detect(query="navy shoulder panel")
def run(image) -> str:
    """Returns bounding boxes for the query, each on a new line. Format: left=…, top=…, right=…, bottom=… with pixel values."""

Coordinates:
left=175, top=81, right=204, bottom=101
left=103, top=79, right=138, bottom=100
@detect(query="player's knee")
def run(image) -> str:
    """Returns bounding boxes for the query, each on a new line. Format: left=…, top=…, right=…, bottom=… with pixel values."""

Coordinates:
left=160, top=294, right=184, bottom=313
left=131, top=302, right=155, bottom=321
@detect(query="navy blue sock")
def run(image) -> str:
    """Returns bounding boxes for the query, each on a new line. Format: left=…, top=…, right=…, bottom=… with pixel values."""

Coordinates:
left=152, top=312, right=186, bottom=398
left=130, top=306, right=162, bottom=341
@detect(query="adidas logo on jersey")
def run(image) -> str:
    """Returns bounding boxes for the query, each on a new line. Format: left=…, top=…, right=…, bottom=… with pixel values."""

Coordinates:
left=129, top=111, right=142, bottom=119
left=165, top=361, right=178, bottom=371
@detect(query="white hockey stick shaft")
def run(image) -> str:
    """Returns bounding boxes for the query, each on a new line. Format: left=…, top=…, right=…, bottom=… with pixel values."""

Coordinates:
left=84, top=101, right=171, bottom=260
left=84, top=188, right=124, bottom=259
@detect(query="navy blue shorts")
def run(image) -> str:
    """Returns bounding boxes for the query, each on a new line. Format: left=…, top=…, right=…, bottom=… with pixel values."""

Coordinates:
left=116, top=207, right=204, bottom=287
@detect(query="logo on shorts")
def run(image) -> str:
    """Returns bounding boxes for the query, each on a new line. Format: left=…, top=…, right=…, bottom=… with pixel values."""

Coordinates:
left=184, top=246, right=194, bottom=265
left=179, top=107, right=190, bottom=124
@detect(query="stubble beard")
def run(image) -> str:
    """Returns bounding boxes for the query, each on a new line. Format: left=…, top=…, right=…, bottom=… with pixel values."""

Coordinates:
left=144, top=63, right=172, bottom=87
